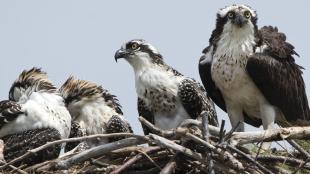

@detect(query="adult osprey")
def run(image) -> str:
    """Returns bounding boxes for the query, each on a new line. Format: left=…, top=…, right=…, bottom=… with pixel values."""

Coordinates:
left=199, top=4, right=310, bottom=132
left=59, top=76, right=132, bottom=147
left=0, top=68, right=71, bottom=166
left=115, top=39, right=218, bottom=135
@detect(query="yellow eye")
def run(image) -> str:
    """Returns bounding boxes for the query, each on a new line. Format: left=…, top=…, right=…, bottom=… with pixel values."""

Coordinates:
left=244, top=11, right=251, bottom=18
left=131, top=43, right=139, bottom=50
left=227, top=12, right=234, bottom=19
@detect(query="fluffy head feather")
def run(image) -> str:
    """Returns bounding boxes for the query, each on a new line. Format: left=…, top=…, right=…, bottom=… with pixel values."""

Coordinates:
left=9, top=67, right=57, bottom=102
left=59, top=76, right=123, bottom=115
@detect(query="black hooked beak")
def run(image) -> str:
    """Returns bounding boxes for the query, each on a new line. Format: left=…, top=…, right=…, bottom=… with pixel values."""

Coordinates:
left=234, top=14, right=247, bottom=28
left=114, top=49, right=128, bottom=62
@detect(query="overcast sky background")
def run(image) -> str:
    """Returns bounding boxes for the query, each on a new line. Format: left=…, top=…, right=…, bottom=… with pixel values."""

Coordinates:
left=0, top=1, right=309, bottom=135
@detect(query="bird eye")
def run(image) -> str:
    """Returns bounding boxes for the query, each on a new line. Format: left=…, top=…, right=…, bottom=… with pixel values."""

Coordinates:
left=244, top=11, right=251, bottom=18
left=131, top=43, right=139, bottom=50
left=227, top=12, right=234, bottom=19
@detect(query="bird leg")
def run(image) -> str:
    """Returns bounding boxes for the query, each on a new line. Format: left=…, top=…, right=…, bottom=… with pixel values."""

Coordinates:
left=260, top=104, right=276, bottom=150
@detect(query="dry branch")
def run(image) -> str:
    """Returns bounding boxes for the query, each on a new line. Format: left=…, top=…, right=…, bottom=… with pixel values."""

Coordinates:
left=54, top=137, right=147, bottom=170
left=229, top=126, right=310, bottom=145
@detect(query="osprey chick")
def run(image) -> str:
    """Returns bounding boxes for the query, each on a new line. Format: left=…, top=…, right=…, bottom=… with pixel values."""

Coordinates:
left=59, top=76, right=132, bottom=147
left=199, top=4, right=310, bottom=132
left=0, top=67, right=71, bottom=165
left=115, top=39, right=218, bottom=135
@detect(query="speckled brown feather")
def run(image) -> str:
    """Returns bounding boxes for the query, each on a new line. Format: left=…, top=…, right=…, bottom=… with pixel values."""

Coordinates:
left=2, top=128, right=61, bottom=167
left=0, top=100, right=23, bottom=129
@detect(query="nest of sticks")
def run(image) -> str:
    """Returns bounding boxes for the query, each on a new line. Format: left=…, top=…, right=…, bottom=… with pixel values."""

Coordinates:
left=1, top=113, right=310, bottom=174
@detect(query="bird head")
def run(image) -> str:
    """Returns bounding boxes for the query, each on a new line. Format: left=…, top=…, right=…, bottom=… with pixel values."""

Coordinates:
left=218, top=4, right=257, bottom=29
left=114, top=39, right=164, bottom=70
left=9, top=67, right=56, bottom=102
left=59, top=76, right=103, bottom=107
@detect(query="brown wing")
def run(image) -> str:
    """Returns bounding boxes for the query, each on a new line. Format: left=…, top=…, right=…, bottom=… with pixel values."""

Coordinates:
left=247, top=26, right=310, bottom=123
left=0, top=100, right=24, bottom=129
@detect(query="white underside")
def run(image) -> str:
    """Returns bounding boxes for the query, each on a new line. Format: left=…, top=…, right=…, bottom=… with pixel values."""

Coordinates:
left=68, top=97, right=119, bottom=135
left=0, top=92, right=71, bottom=139
left=154, top=104, right=191, bottom=130
left=210, top=23, right=278, bottom=131
left=132, top=59, right=191, bottom=130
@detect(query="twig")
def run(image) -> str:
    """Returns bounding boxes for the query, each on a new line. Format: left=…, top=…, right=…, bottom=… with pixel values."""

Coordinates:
left=175, top=129, right=244, bottom=171
left=0, top=161, right=28, bottom=174
left=224, top=122, right=241, bottom=142
left=226, top=144, right=274, bottom=174
left=137, top=149, right=162, bottom=170
left=149, top=134, right=206, bottom=165
left=0, top=133, right=142, bottom=169
left=292, top=158, right=310, bottom=174
left=256, top=155, right=310, bottom=169
left=201, top=111, right=214, bottom=174
left=139, top=117, right=176, bottom=138
left=287, top=139, right=310, bottom=159
left=139, top=117, right=221, bottom=138
left=218, top=120, right=226, bottom=144
left=54, top=137, right=148, bottom=170
left=111, top=146, right=161, bottom=174
left=159, top=160, right=176, bottom=174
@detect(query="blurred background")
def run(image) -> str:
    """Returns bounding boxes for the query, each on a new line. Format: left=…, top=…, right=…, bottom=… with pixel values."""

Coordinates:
left=0, top=1, right=309, bottom=136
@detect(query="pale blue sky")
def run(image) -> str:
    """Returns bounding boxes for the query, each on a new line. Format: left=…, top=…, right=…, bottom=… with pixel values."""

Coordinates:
left=0, top=1, right=309, bottom=134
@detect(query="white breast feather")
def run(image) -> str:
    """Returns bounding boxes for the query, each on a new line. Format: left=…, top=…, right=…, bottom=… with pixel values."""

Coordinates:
left=68, top=97, right=118, bottom=135
left=0, top=92, right=71, bottom=139
left=134, top=63, right=191, bottom=130
left=211, top=21, right=272, bottom=120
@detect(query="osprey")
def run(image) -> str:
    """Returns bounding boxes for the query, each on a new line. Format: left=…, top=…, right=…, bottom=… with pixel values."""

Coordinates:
left=115, top=39, right=218, bottom=135
left=0, top=68, right=71, bottom=165
left=199, top=4, right=310, bottom=132
left=59, top=76, right=132, bottom=147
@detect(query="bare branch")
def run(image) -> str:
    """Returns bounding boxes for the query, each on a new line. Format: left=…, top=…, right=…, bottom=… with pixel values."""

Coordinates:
left=54, top=137, right=147, bottom=170
left=229, top=126, right=310, bottom=145
left=0, top=133, right=142, bottom=169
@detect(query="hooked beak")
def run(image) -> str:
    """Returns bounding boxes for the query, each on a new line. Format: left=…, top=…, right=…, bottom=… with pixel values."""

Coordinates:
left=114, top=49, right=128, bottom=62
left=234, top=14, right=247, bottom=28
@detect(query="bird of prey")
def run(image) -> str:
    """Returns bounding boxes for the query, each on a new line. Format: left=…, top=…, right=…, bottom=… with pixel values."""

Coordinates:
left=0, top=67, right=71, bottom=166
left=115, top=39, right=218, bottom=135
left=59, top=76, right=132, bottom=147
left=199, top=4, right=310, bottom=132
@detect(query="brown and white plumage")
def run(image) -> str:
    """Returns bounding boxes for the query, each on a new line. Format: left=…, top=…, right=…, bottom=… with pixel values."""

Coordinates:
left=115, top=39, right=218, bottom=135
left=59, top=76, right=132, bottom=147
left=0, top=67, right=71, bottom=165
left=199, top=4, right=310, bottom=132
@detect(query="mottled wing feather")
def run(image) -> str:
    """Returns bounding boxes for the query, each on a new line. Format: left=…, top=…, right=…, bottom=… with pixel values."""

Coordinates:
left=138, top=98, right=154, bottom=135
left=65, top=121, right=85, bottom=152
left=2, top=128, right=61, bottom=166
left=247, top=26, right=310, bottom=123
left=102, top=90, right=123, bottom=115
left=0, top=100, right=24, bottom=129
left=106, top=115, right=133, bottom=142
left=178, top=78, right=218, bottom=126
